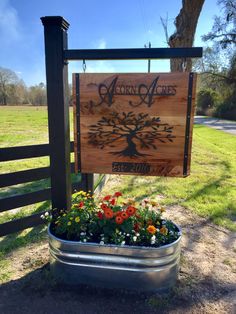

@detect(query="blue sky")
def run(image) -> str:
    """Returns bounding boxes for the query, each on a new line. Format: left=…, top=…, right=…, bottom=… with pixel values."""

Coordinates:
left=0, top=0, right=219, bottom=86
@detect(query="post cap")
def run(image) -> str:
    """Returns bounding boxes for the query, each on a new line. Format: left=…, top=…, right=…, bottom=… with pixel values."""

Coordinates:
left=41, top=16, right=69, bottom=30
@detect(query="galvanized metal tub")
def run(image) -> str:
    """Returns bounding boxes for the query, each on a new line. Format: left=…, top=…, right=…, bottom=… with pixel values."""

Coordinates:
left=48, top=225, right=181, bottom=291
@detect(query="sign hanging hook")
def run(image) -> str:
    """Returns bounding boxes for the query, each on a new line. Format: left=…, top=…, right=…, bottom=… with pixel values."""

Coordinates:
left=82, top=59, right=87, bottom=73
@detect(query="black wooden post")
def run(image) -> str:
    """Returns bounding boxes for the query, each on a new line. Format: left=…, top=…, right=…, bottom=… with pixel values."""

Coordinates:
left=41, top=16, right=71, bottom=211
left=81, top=173, right=94, bottom=194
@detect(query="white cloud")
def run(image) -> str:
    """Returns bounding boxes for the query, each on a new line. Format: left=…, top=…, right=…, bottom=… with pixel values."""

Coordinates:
left=97, top=39, right=106, bottom=49
left=86, top=61, right=114, bottom=73
left=0, top=0, right=21, bottom=44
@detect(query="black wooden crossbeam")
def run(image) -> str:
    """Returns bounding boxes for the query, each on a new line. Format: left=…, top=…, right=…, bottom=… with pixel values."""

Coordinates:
left=64, top=47, right=203, bottom=61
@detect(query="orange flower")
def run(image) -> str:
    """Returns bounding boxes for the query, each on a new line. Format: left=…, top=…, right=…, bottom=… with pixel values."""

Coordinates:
left=103, top=195, right=112, bottom=201
left=114, top=192, right=122, bottom=197
left=101, top=203, right=109, bottom=211
left=104, top=209, right=114, bottom=219
left=114, top=211, right=122, bottom=216
left=121, top=212, right=129, bottom=220
left=147, top=225, right=157, bottom=235
left=126, top=206, right=137, bottom=216
left=115, top=216, right=124, bottom=224
left=160, top=226, right=168, bottom=236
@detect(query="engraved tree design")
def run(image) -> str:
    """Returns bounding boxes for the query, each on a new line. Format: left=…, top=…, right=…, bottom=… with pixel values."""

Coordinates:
left=88, top=112, right=175, bottom=158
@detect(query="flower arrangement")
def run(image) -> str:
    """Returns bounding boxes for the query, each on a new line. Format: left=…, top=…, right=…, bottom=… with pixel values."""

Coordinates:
left=44, top=191, right=180, bottom=248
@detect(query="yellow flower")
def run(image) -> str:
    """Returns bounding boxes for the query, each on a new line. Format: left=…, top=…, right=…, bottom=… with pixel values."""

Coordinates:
left=70, top=217, right=73, bottom=220
left=75, top=217, right=80, bottom=223
left=160, top=207, right=165, bottom=213
left=160, top=226, right=168, bottom=235
left=150, top=201, right=158, bottom=206
left=147, top=225, right=157, bottom=235
left=67, top=221, right=72, bottom=226
left=63, top=214, right=66, bottom=217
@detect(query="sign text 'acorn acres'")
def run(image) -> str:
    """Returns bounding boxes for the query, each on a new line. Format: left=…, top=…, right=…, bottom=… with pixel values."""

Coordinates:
left=73, top=73, right=197, bottom=177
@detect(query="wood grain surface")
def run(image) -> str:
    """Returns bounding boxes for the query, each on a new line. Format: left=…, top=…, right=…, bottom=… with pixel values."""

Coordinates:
left=73, top=73, right=197, bottom=177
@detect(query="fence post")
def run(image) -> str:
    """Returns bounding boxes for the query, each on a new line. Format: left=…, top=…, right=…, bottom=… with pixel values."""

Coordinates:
left=41, top=16, right=71, bottom=211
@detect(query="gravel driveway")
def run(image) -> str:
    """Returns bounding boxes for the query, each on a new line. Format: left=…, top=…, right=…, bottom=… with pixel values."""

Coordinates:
left=194, top=116, right=236, bottom=135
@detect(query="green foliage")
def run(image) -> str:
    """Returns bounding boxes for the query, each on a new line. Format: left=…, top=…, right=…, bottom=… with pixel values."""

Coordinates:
left=196, top=88, right=219, bottom=115
left=198, top=0, right=236, bottom=119
left=215, top=93, right=236, bottom=120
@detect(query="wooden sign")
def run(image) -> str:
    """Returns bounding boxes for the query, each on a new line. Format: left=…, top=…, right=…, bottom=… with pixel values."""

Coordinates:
left=73, top=73, right=197, bottom=177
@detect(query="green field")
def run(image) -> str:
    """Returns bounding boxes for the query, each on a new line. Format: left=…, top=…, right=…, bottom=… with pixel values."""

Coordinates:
left=0, top=106, right=236, bottom=233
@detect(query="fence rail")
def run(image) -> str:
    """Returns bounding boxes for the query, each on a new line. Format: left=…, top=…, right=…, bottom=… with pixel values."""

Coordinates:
left=0, top=142, right=74, bottom=162
left=0, top=163, right=76, bottom=188
left=0, top=212, right=46, bottom=237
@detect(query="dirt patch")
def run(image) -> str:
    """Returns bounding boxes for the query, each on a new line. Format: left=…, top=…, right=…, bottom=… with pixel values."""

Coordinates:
left=0, top=206, right=236, bottom=314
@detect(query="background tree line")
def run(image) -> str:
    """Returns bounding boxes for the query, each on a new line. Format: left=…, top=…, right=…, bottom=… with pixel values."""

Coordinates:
left=0, top=67, right=47, bottom=106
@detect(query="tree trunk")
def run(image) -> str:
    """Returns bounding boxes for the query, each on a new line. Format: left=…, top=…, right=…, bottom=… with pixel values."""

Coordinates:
left=169, top=0, right=205, bottom=72
left=113, top=134, right=145, bottom=158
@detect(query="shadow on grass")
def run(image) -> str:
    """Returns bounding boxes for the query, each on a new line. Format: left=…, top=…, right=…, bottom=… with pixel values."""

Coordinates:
left=0, top=201, right=50, bottom=257
left=0, top=263, right=235, bottom=314
left=0, top=173, right=81, bottom=199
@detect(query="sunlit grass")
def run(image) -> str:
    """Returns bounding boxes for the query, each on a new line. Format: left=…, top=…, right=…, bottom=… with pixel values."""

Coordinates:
left=102, top=125, right=236, bottom=231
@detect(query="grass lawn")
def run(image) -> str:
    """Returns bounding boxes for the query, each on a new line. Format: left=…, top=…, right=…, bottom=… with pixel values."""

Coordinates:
left=0, top=106, right=235, bottom=262
left=102, top=124, right=236, bottom=231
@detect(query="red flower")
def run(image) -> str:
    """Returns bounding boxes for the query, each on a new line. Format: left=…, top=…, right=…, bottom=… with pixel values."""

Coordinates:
left=103, top=195, right=112, bottom=201
left=121, top=212, right=129, bottom=220
left=110, top=198, right=116, bottom=206
left=101, top=203, right=109, bottom=211
left=74, top=202, right=84, bottom=209
left=97, top=211, right=103, bottom=219
left=114, top=192, right=122, bottom=198
left=104, top=209, right=114, bottom=219
left=115, top=216, right=124, bottom=224
left=126, top=206, right=137, bottom=216
left=134, top=223, right=140, bottom=232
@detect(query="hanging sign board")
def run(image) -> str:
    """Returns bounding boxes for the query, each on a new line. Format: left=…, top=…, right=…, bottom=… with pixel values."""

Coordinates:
left=73, top=73, right=196, bottom=177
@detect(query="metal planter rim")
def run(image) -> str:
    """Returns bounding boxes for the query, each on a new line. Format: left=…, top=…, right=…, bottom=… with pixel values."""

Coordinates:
left=48, top=223, right=182, bottom=251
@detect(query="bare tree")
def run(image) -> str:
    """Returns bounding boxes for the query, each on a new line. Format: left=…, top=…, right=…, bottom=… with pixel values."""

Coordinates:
left=202, top=0, right=236, bottom=49
left=88, top=112, right=175, bottom=158
left=168, top=0, right=205, bottom=72
left=0, top=67, right=20, bottom=105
